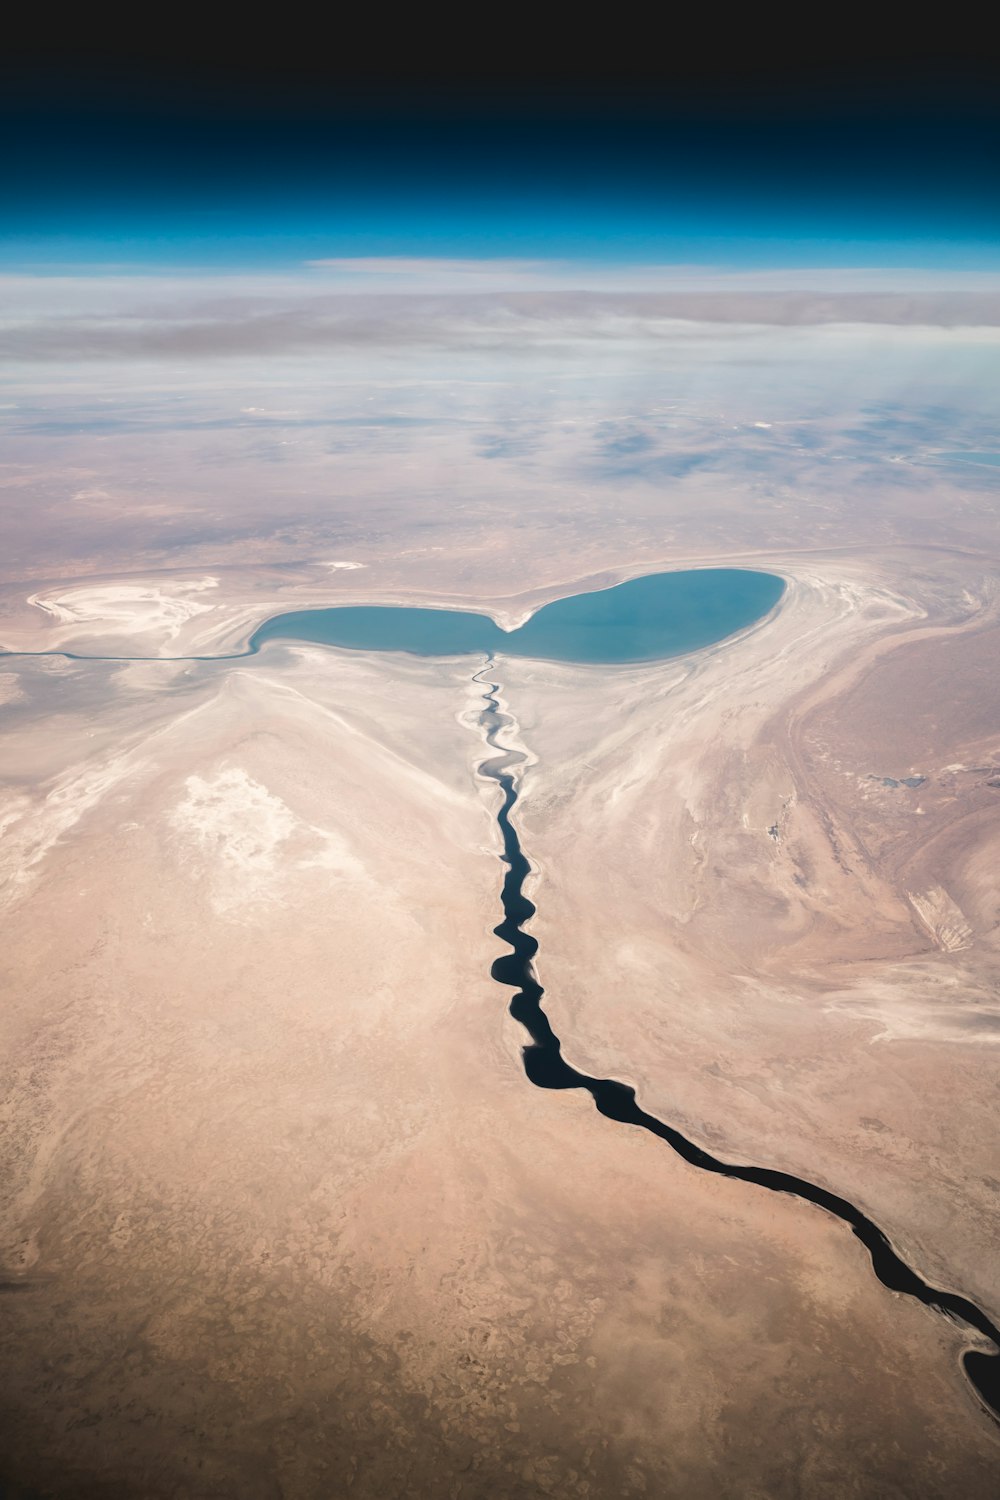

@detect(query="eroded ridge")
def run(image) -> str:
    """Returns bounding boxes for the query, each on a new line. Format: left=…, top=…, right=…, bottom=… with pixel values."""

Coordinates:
left=472, top=662, right=1000, bottom=1423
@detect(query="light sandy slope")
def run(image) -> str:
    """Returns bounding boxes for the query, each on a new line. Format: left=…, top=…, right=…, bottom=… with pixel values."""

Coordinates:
left=1, top=637, right=998, bottom=1497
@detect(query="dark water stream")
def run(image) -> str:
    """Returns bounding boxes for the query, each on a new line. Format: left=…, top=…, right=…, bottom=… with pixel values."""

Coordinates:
left=473, top=664, right=1000, bottom=1422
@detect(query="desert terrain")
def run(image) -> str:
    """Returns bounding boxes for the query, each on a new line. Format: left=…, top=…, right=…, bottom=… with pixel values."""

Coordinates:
left=1, top=531, right=999, bottom=1497
left=1, top=300, right=999, bottom=1496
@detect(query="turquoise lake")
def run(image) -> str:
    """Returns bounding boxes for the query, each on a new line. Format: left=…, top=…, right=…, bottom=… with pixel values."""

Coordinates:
left=250, top=568, right=785, bottom=665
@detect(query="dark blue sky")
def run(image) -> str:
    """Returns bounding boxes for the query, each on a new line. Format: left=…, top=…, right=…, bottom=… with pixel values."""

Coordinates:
left=3, top=39, right=999, bottom=271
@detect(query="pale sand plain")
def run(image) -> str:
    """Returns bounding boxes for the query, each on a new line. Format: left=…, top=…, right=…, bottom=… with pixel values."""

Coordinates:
left=1, top=542, right=999, bottom=1497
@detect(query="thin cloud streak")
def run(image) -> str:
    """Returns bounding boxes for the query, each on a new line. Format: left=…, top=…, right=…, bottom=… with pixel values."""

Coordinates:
left=302, top=259, right=1000, bottom=294
left=4, top=277, right=1000, bottom=363
left=305, top=257, right=544, bottom=278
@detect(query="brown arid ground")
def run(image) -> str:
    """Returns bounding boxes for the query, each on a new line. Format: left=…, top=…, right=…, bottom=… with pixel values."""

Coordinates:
left=1, top=534, right=999, bottom=1497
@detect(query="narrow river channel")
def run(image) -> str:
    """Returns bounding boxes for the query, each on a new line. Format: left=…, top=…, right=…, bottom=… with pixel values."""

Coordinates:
left=473, top=662, right=1000, bottom=1423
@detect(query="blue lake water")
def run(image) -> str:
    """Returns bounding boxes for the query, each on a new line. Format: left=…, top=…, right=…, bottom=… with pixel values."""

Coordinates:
left=250, top=568, right=785, bottom=664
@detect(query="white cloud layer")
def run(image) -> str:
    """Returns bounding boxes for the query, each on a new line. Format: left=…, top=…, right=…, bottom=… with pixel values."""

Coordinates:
left=3, top=264, right=1000, bottom=364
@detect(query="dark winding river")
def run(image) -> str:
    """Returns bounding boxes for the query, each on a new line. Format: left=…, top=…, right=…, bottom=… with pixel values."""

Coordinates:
left=471, top=664, right=1000, bottom=1424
